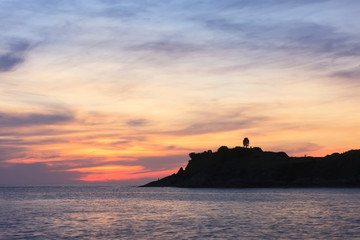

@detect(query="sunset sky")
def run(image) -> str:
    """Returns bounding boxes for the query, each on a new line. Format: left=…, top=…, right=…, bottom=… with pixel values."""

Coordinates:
left=1, top=0, right=359, bottom=184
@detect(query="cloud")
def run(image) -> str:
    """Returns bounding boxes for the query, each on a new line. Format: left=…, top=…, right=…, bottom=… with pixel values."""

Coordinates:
left=0, top=54, right=24, bottom=72
left=0, top=39, right=32, bottom=72
left=207, top=0, right=330, bottom=9
left=0, top=146, right=26, bottom=162
left=45, top=157, right=113, bottom=171
left=99, top=0, right=152, bottom=19
left=157, top=0, right=330, bottom=16
left=10, top=40, right=31, bottom=52
left=0, top=163, right=82, bottom=184
left=126, top=118, right=148, bottom=127
left=271, top=142, right=322, bottom=156
left=128, top=40, right=203, bottom=57
left=167, top=116, right=268, bottom=136
left=0, top=137, right=69, bottom=146
left=0, top=129, right=78, bottom=137
left=60, top=153, right=188, bottom=177
left=330, top=68, right=360, bottom=81
left=102, top=7, right=137, bottom=18
left=203, top=18, right=360, bottom=59
left=0, top=111, right=74, bottom=127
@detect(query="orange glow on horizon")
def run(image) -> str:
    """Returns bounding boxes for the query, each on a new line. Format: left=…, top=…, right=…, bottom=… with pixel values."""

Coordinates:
left=68, top=165, right=143, bottom=173
left=67, top=165, right=179, bottom=182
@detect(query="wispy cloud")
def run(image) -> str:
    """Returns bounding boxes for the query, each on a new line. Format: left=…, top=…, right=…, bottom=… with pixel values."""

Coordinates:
left=203, top=19, right=360, bottom=58
left=128, top=39, right=204, bottom=59
left=0, top=146, right=26, bottom=162
left=0, top=163, right=82, bottom=184
left=0, top=39, right=32, bottom=72
left=169, top=117, right=268, bottom=136
left=162, top=106, right=270, bottom=136
left=96, top=0, right=152, bottom=19
left=0, top=128, right=79, bottom=137
left=330, top=67, right=360, bottom=81
left=0, top=111, right=74, bottom=127
left=126, top=118, right=148, bottom=127
left=203, top=0, right=330, bottom=9
left=0, top=137, right=69, bottom=146
left=271, top=142, right=323, bottom=156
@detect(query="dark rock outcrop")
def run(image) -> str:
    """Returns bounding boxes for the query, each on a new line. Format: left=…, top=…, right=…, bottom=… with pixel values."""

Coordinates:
left=141, top=146, right=360, bottom=188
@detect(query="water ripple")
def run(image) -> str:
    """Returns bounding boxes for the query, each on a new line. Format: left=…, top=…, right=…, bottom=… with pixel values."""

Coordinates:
left=0, top=186, right=360, bottom=239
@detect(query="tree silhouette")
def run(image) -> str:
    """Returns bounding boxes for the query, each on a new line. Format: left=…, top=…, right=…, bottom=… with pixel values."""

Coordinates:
left=243, top=137, right=249, bottom=148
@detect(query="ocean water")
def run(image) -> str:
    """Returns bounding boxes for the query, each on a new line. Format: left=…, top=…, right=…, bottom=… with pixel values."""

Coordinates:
left=0, top=185, right=360, bottom=239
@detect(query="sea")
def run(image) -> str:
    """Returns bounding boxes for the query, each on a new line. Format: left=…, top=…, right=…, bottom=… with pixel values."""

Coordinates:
left=0, top=185, right=359, bottom=239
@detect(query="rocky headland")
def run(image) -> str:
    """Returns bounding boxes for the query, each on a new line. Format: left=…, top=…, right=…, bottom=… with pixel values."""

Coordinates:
left=141, top=146, right=360, bottom=188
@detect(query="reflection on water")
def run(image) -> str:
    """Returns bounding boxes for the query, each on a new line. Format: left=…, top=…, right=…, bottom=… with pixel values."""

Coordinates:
left=1, top=186, right=360, bottom=239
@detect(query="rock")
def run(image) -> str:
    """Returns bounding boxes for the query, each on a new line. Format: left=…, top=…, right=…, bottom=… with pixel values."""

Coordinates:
left=140, top=147, right=360, bottom=188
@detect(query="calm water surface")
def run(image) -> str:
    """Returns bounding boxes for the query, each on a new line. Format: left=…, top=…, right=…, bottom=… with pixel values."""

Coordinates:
left=0, top=185, right=359, bottom=239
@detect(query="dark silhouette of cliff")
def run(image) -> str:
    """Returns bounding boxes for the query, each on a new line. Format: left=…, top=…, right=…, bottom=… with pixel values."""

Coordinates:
left=141, top=146, right=360, bottom=188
